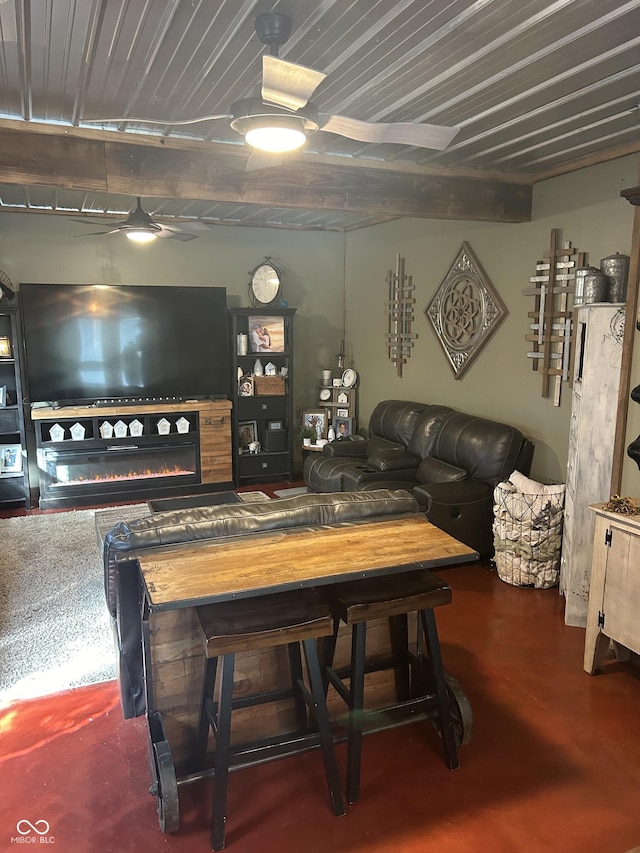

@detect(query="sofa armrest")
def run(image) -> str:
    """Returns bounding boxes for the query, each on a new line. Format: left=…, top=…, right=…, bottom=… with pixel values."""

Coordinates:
left=367, top=449, right=419, bottom=472
left=414, top=480, right=493, bottom=555
left=322, top=437, right=368, bottom=458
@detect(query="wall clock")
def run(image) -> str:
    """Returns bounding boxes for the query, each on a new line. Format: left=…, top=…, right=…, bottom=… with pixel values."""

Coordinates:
left=248, top=258, right=282, bottom=306
left=319, top=387, right=332, bottom=402
left=342, top=368, right=358, bottom=388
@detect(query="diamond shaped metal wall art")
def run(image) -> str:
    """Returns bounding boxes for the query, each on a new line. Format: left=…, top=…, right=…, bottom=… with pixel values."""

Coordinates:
left=425, top=241, right=507, bottom=379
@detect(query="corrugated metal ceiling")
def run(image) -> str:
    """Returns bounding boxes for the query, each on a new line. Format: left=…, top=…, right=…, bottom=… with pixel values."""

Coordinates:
left=0, top=0, right=638, bottom=230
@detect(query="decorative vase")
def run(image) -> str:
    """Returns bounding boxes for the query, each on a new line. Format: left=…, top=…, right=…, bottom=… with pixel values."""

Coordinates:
left=600, top=252, right=630, bottom=304
left=582, top=268, right=608, bottom=303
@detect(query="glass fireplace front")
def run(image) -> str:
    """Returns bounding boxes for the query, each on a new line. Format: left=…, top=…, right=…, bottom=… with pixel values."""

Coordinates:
left=38, top=441, right=199, bottom=505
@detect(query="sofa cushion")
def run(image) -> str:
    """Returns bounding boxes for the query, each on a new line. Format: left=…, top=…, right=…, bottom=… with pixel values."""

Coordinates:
left=367, top=449, right=420, bottom=472
left=430, top=412, right=525, bottom=485
left=104, top=489, right=419, bottom=617
left=367, top=400, right=427, bottom=447
left=407, top=406, right=456, bottom=458
left=303, top=455, right=358, bottom=491
left=416, top=456, right=467, bottom=483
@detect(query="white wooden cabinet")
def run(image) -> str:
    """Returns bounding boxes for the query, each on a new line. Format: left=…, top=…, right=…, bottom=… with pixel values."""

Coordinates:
left=560, top=304, right=625, bottom=627
left=584, top=504, right=640, bottom=673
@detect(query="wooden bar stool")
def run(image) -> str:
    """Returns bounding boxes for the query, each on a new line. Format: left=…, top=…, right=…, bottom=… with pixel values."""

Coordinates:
left=317, top=569, right=461, bottom=804
left=194, top=588, right=346, bottom=851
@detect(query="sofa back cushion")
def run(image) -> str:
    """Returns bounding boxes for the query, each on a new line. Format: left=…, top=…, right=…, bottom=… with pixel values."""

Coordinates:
left=431, top=412, right=525, bottom=486
left=103, top=489, right=419, bottom=617
left=367, top=400, right=427, bottom=451
left=407, top=405, right=456, bottom=458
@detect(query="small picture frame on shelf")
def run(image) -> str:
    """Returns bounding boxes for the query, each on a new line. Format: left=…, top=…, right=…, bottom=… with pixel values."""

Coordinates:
left=0, top=385, right=6, bottom=407
left=333, top=416, right=353, bottom=439
left=248, top=315, right=285, bottom=353
left=238, top=420, right=258, bottom=452
left=238, top=374, right=254, bottom=397
left=0, top=444, right=22, bottom=473
left=336, top=408, right=349, bottom=418
left=302, top=410, right=327, bottom=442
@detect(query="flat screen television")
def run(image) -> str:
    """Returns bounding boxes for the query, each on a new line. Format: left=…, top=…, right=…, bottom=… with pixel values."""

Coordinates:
left=20, top=283, right=230, bottom=405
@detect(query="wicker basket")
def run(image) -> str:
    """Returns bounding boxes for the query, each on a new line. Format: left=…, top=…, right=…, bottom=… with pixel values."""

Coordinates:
left=253, top=376, right=286, bottom=395
left=492, top=480, right=565, bottom=589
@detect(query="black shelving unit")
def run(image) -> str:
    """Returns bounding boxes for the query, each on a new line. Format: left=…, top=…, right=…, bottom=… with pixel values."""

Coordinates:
left=0, top=304, right=31, bottom=507
left=229, top=307, right=296, bottom=485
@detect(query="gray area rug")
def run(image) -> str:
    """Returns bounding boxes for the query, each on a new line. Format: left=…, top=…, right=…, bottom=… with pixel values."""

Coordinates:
left=0, top=510, right=117, bottom=703
left=0, top=491, right=273, bottom=703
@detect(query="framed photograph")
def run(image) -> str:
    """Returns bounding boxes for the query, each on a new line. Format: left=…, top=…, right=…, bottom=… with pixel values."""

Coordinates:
left=238, top=374, right=254, bottom=397
left=302, top=410, right=327, bottom=441
left=333, top=416, right=353, bottom=439
left=0, top=444, right=22, bottom=473
left=336, top=408, right=349, bottom=418
left=0, top=385, right=6, bottom=407
left=248, top=315, right=285, bottom=353
left=238, top=420, right=258, bottom=451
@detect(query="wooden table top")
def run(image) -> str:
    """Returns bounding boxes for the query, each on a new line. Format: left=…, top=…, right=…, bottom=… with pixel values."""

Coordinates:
left=137, top=515, right=478, bottom=611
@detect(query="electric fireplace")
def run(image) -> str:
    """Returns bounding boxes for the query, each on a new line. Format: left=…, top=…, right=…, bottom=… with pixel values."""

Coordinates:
left=37, top=441, right=199, bottom=507
left=31, top=400, right=234, bottom=510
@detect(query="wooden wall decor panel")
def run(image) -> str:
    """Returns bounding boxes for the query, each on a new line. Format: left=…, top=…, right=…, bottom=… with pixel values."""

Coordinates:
left=386, top=254, right=417, bottom=377
left=523, top=229, right=582, bottom=406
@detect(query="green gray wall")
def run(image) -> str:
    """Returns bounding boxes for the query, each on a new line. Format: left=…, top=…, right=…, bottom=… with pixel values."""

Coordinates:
left=344, top=155, right=638, bottom=487
left=1, top=152, right=638, bottom=491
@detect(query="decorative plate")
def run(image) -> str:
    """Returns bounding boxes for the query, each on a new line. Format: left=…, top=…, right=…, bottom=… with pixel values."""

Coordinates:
left=342, top=368, right=357, bottom=388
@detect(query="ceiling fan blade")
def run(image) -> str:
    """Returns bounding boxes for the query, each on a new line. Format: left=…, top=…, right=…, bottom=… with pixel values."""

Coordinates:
left=74, top=229, right=120, bottom=237
left=68, top=216, right=115, bottom=227
left=262, top=55, right=326, bottom=111
left=320, top=114, right=459, bottom=150
left=157, top=228, right=199, bottom=242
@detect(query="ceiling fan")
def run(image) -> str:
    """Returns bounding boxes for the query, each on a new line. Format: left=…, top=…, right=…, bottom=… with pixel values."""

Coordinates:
left=73, top=198, right=201, bottom=242
left=85, top=13, right=459, bottom=159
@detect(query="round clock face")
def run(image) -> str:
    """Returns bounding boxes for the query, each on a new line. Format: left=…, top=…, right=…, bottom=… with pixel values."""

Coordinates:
left=250, top=262, right=281, bottom=305
left=319, top=387, right=331, bottom=401
left=342, top=368, right=358, bottom=388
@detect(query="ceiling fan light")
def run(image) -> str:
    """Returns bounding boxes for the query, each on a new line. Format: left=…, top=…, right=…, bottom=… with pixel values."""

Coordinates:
left=244, top=117, right=306, bottom=152
left=126, top=228, right=157, bottom=243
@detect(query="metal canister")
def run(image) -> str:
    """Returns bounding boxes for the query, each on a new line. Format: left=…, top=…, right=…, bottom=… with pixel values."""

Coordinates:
left=582, top=267, right=608, bottom=304
left=574, top=266, right=601, bottom=305
left=600, top=252, right=630, bottom=303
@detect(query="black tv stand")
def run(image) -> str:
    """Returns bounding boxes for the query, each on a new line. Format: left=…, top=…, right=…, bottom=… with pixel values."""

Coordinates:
left=31, top=399, right=233, bottom=509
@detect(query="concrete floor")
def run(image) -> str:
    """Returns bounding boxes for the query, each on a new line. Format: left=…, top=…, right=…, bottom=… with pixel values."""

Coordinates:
left=1, top=562, right=639, bottom=852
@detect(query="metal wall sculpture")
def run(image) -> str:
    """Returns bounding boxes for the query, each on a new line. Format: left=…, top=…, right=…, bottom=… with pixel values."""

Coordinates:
left=425, top=241, right=506, bottom=379
left=523, top=229, right=582, bottom=406
left=385, top=254, right=417, bottom=377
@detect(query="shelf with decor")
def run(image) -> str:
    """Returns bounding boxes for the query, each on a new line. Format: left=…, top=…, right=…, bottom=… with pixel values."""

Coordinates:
left=229, top=307, right=296, bottom=485
left=0, top=304, right=31, bottom=507
left=316, top=383, right=358, bottom=437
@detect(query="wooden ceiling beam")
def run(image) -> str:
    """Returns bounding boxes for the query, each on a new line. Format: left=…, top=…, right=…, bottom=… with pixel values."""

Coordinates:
left=0, top=125, right=533, bottom=223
